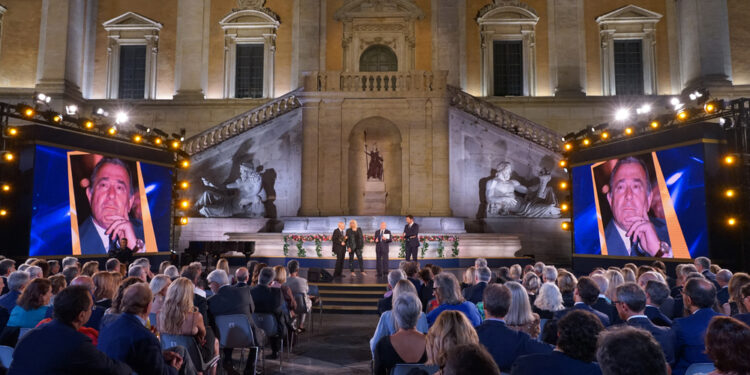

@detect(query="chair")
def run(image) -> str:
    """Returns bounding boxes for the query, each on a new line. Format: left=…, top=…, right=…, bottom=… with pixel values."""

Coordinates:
left=390, top=363, right=440, bottom=375
left=252, top=313, right=284, bottom=372
left=214, top=314, right=258, bottom=373
left=159, top=333, right=220, bottom=374
left=308, top=285, right=323, bottom=332
left=538, top=318, right=549, bottom=339
left=685, top=362, right=716, bottom=375
left=0, top=345, right=13, bottom=369
left=280, top=300, right=296, bottom=353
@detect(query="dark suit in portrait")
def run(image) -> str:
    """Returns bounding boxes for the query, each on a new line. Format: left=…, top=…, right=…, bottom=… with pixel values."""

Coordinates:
left=79, top=216, right=144, bottom=255
left=98, top=313, right=177, bottom=375
left=403, top=222, right=420, bottom=262
left=476, top=319, right=553, bottom=372
left=604, top=217, right=670, bottom=257
left=374, top=228, right=392, bottom=277
left=331, top=227, right=347, bottom=277
left=626, top=316, right=675, bottom=366
left=346, top=227, right=365, bottom=273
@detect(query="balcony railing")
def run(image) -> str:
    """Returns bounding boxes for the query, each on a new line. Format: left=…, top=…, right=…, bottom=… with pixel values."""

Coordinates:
left=304, top=70, right=448, bottom=93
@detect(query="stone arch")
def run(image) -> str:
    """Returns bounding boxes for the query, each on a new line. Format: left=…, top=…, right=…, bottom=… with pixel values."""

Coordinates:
left=359, top=45, right=398, bottom=72
left=347, top=117, right=403, bottom=215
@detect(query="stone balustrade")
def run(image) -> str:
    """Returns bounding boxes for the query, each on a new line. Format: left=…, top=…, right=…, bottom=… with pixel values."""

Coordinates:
left=304, top=70, right=448, bottom=93
left=448, top=86, right=562, bottom=152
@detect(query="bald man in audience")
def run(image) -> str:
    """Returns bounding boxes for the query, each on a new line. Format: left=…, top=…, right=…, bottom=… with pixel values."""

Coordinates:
left=235, top=267, right=250, bottom=287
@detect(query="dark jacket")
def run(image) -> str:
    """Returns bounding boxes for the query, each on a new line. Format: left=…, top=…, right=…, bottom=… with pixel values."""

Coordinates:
left=9, top=319, right=131, bottom=375
left=0, top=290, right=20, bottom=313
left=511, top=350, right=602, bottom=375
left=626, top=316, right=675, bottom=365
left=462, top=282, right=488, bottom=304
left=249, top=285, right=287, bottom=337
left=98, top=313, right=177, bottom=375
left=207, top=284, right=264, bottom=346
left=374, top=229, right=392, bottom=252
left=591, top=297, right=617, bottom=324
left=645, top=305, right=673, bottom=327
left=403, top=223, right=420, bottom=248
left=476, top=319, right=553, bottom=372
left=377, top=295, right=392, bottom=316
left=331, top=228, right=347, bottom=256
left=79, top=216, right=144, bottom=255
left=671, top=308, right=722, bottom=375
left=604, top=217, right=670, bottom=256
left=555, top=303, right=611, bottom=327
left=345, top=228, right=364, bottom=251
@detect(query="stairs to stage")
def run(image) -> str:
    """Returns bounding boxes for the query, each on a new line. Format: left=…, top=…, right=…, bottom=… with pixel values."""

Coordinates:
left=311, top=282, right=387, bottom=314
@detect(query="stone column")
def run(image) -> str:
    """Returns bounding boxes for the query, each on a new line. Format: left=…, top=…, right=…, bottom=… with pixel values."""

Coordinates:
left=299, top=96, right=321, bottom=216
left=173, top=0, right=208, bottom=100
left=548, top=0, right=586, bottom=96
left=431, top=0, right=464, bottom=87
left=677, top=0, right=733, bottom=89
left=291, top=0, right=321, bottom=90
left=429, top=97, right=453, bottom=216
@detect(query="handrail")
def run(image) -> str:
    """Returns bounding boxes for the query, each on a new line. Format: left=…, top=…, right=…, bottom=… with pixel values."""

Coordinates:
left=304, top=70, right=448, bottom=93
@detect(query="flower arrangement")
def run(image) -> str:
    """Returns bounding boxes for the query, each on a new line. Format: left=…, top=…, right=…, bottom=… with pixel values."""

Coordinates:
left=436, top=238, right=445, bottom=258
left=314, top=237, right=323, bottom=258
left=420, top=239, right=429, bottom=257
left=283, top=235, right=289, bottom=256
left=451, top=236, right=459, bottom=257
left=398, top=239, right=406, bottom=258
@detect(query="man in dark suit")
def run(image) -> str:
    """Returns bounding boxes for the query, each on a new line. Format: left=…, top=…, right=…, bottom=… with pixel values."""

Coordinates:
left=9, top=286, right=132, bottom=375
left=511, top=310, right=603, bottom=375
left=555, top=276, right=611, bottom=327
left=0, top=259, right=16, bottom=295
left=670, top=278, right=722, bottom=375
left=0, top=271, right=28, bottom=312
left=403, top=215, right=420, bottom=263
left=78, top=158, right=146, bottom=255
left=207, top=269, right=263, bottom=375
left=591, top=274, right=618, bottom=324
left=235, top=267, right=250, bottom=288
left=250, top=267, right=286, bottom=360
left=476, top=284, right=552, bottom=372
left=612, top=283, right=674, bottom=366
left=694, top=257, right=716, bottom=282
left=715, top=269, right=732, bottom=305
left=644, top=280, right=673, bottom=327
left=377, top=270, right=405, bottom=315
left=374, top=222, right=392, bottom=277
left=602, top=157, right=672, bottom=258
left=331, top=222, right=347, bottom=277
left=463, top=267, right=491, bottom=304
left=98, top=283, right=184, bottom=375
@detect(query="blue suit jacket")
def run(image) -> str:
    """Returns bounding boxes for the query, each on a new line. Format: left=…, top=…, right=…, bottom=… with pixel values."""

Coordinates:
left=671, top=308, right=722, bottom=375
left=98, top=313, right=177, bottom=375
left=8, top=319, right=131, bottom=375
left=462, top=282, right=488, bottom=304
left=604, top=217, right=670, bottom=256
left=79, top=216, right=144, bottom=255
left=476, top=319, right=553, bottom=372
left=0, top=290, right=20, bottom=313
left=555, top=303, right=611, bottom=327
left=592, top=297, right=618, bottom=324
left=511, top=350, right=602, bottom=375
left=734, top=313, right=750, bottom=326
left=403, top=223, right=420, bottom=248
left=645, top=305, right=673, bottom=327
left=626, top=316, right=675, bottom=366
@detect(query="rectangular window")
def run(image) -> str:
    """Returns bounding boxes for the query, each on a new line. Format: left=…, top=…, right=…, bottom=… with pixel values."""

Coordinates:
left=118, top=45, right=147, bottom=99
left=613, top=39, right=644, bottom=96
left=235, top=44, right=264, bottom=98
left=492, top=41, right=523, bottom=96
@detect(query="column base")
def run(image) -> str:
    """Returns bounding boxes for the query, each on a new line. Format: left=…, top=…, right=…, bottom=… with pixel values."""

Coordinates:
left=172, top=90, right=205, bottom=101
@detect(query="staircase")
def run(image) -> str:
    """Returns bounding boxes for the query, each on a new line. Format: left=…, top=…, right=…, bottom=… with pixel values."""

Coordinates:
left=311, top=282, right=387, bottom=314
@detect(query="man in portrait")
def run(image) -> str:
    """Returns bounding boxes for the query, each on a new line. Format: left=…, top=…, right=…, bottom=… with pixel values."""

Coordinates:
left=603, top=157, right=672, bottom=258
left=78, top=158, right=144, bottom=255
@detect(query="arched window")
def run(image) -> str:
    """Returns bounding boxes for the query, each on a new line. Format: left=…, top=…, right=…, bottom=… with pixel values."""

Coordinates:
left=359, top=45, right=398, bottom=72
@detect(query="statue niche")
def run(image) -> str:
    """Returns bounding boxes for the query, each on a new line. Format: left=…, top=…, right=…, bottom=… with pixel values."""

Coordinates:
left=485, top=161, right=560, bottom=218
left=195, top=162, right=268, bottom=218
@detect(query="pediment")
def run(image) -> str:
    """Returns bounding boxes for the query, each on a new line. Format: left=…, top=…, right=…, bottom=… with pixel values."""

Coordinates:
left=477, top=1, right=539, bottom=24
left=220, top=9, right=280, bottom=30
left=103, top=12, right=162, bottom=32
left=334, top=0, right=425, bottom=21
left=596, top=5, right=662, bottom=25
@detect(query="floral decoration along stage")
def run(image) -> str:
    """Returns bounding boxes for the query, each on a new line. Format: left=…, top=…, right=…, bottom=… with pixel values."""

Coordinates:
left=282, top=234, right=460, bottom=258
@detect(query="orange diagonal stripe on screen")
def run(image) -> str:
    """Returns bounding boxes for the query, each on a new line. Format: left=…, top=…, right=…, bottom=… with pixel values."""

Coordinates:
left=591, top=162, right=608, bottom=255
left=136, top=162, right=158, bottom=252
left=652, top=152, right=690, bottom=259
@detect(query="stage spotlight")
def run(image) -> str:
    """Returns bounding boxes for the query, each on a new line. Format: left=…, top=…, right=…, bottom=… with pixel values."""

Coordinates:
left=95, top=108, right=109, bottom=117
left=178, top=217, right=189, bottom=226
left=614, top=108, right=630, bottom=122
left=560, top=203, right=569, bottom=212
left=724, top=155, right=736, bottom=166
left=179, top=159, right=190, bottom=169
left=561, top=221, right=571, bottom=231
left=178, top=199, right=190, bottom=209
left=35, top=93, right=51, bottom=105
left=115, top=111, right=128, bottom=124
left=43, top=111, right=63, bottom=124
left=559, top=159, right=567, bottom=168
left=0, top=209, right=7, bottom=217
left=601, top=131, right=610, bottom=140
left=559, top=181, right=568, bottom=190
left=650, top=120, right=660, bottom=129
left=2, top=152, right=14, bottom=162
left=107, top=126, right=117, bottom=136
left=153, top=137, right=163, bottom=145
left=132, top=134, right=143, bottom=143
left=6, top=127, right=18, bottom=137
left=179, top=181, right=190, bottom=190
left=676, top=109, right=689, bottom=121
left=582, top=138, right=591, bottom=146
left=636, top=104, right=652, bottom=115
left=704, top=101, right=721, bottom=114
left=689, top=90, right=705, bottom=101
left=1, top=184, right=9, bottom=192
left=16, top=104, right=35, bottom=118
left=670, top=97, right=680, bottom=106
left=727, top=217, right=737, bottom=227
left=65, top=105, right=78, bottom=115
left=624, top=127, right=634, bottom=136
left=170, top=140, right=181, bottom=150
left=564, top=142, right=573, bottom=151
left=725, top=189, right=736, bottom=198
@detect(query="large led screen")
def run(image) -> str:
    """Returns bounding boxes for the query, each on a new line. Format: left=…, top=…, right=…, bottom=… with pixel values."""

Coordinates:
left=29, top=145, right=172, bottom=256
left=572, top=143, right=708, bottom=259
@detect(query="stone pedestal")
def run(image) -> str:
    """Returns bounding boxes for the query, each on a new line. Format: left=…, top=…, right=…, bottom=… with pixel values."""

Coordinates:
left=363, top=181, right=386, bottom=215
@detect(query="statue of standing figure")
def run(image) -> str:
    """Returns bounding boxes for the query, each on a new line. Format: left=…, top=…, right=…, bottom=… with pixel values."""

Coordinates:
left=485, top=161, right=560, bottom=218
left=195, top=162, right=267, bottom=217
left=366, top=144, right=384, bottom=181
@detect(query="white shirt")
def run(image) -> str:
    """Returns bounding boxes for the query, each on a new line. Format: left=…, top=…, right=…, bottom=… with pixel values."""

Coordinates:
left=194, top=286, right=206, bottom=298
left=614, top=224, right=633, bottom=255
left=626, top=314, right=648, bottom=321
left=92, top=221, right=111, bottom=251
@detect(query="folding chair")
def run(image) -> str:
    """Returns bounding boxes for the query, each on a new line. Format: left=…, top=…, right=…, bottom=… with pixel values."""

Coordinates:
left=159, top=333, right=220, bottom=374
left=390, top=363, right=440, bottom=375
left=252, top=313, right=284, bottom=372
left=307, top=285, right=323, bottom=332
left=0, top=345, right=13, bottom=369
left=685, top=362, right=716, bottom=375
left=214, top=314, right=258, bottom=373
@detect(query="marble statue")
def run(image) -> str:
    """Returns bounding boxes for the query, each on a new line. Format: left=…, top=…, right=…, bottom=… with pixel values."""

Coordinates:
left=485, top=162, right=560, bottom=218
left=195, top=162, right=267, bottom=217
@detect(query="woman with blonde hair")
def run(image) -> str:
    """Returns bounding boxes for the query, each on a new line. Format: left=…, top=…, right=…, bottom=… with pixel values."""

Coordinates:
left=623, top=267, right=637, bottom=283
left=425, top=310, right=479, bottom=368
left=93, top=271, right=118, bottom=309
left=557, top=270, right=577, bottom=308
left=504, top=281, right=540, bottom=337
left=149, top=274, right=171, bottom=318
left=271, top=265, right=297, bottom=313
left=158, top=277, right=218, bottom=360
left=216, top=258, right=234, bottom=284
left=461, top=267, right=476, bottom=290
left=604, top=269, right=624, bottom=302
left=81, top=261, right=99, bottom=277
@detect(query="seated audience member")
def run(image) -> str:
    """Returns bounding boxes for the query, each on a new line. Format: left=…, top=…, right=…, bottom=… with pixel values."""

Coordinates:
left=206, top=269, right=264, bottom=375
left=158, top=277, right=217, bottom=359
left=622, top=268, right=636, bottom=283
left=370, top=280, right=429, bottom=355
left=508, top=264, right=522, bottom=282
left=7, top=278, right=52, bottom=329
left=425, top=310, right=480, bottom=369
left=496, top=267, right=511, bottom=283
left=557, top=270, right=577, bottom=308
left=235, top=267, right=250, bottom=287
left=555, top=276, right=611, bottom=327
left=613, top=283, right=674, bottom=366
left=462, top=266, right=491, bottom=304
left=426, top=273, right=482, bottom=327
left=604, top=270, right=624, bottom=302
left=418, top=268, right=435, bottom=312
left=644, top=280, right=673, bottom=327
left=533, top=282, right=565, bottom=319
left=403, top=262, right=423, bottom=295
left=475, top=258, right=488, bottom=269
left=695, top=256, right=718, bottom=285
left=105, top=258, right=120, bottom=273
left=705, top=316, right=750, bottom=375
left=48, top=274, right=67, bottom=305
left=542, top=266, right=558, bottom=284
left=47, top=259, right=60, bottom=275
left=98, top=283, right=186, bottom=375
left=250, top=267, right=287, bottom=360
left=164, top=265, right=180, bottom=281
left=61, top=256, right=79, bottom=272
left=149, top=275, right=171, bottom=318
left=93, top=271, right=118, bottom=309
left=373, top=293, right=428, bottom=375
left=70, top=275, right=108, bottom=330
left=271, top=265, right=297, bottom=313
left=671, top=277, right=722, bottom=375
left=716, top=269, right=732, bottom=306
left=726, top=272, right=750, bottom=316
left=511, top=310, right=604, bottom=375
left=158, top=261, right=171, bottom=275
left=180, top=264, right=209, bottom=328
left=442, top=344, right=500, bottom=375
left=596, top=326, right=668, bottom=375
left=26, top=266, right=43, bottom=280
left=461, top=267, right=476, bottom=290
left=0, top=271, right=29, bottom=312
left=504, top=281, right=540, bottom=338
left=8, top=286, right=132, bottom=375
left=476, top=284, right=552, bottom=372
left=522, top=273, right=540, bottom=306
left=132, top=258, right=154, bottom=280
left=533, top=262, right=545, bottom=278
left=0, top=259, right=16, bottom=295
left=31, top=260, right=49, bottom=278
left=128, top=265, right=147, bottom=282
left=81, top=261, right=99, bottom=277
left=285, top=260, right=312, bottom=328
left=100, top=277, right=145, bottom=328
left=378, top=270, right=405, bottom=315
left=250, top=263, right=267, bottom=286
left=216, top=258, right=232, bottom=284
left=732, top=283, right=750, bottom=326
left=591, top=274, right=617, bottom=323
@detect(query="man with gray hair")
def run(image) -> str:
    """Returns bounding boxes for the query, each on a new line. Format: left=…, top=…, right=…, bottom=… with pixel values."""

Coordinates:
left=250, top=267, right=285, bottom=360
left=163, top=265, right=179, bottom=280
left=27, top=265, right=43, bottom=280
left=715, top=269, right=732, bottom=305
left=378, top=269, right=406, bottom=315
left=475, top=258, right=488, bottom=268
left=644, top=280, right=673, bottom=327
left=693, top=257, right=714, bottom=279
left=613, top=283, right=674, bottom=366
left=0, top=270, right=29, bottom=312
left=463, top=267, right=492, bottom=304
left=542, top=265, right=557, bottom=284
left=533, top=262, right=545, bottom=277
left=0, top=259, right=16, bottom=294
left=62, top=265, right=79, bottom=285
left=105, top=258, right=120, bottom=273
left=131, top=258, right=152, bottom=280
left=591, top=274, right=616, bottom=323
left=62, top=256, right=79, bottom=270
left=127, top=265, right=147, bottom=282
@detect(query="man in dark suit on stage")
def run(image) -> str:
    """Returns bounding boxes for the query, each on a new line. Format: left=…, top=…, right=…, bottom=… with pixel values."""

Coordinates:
left=613, top=283, right=674, bottom=366
left=403, top=215, right=420, bottom=262
left=331, top=222, right=347, bottom=277
left=670, top=278, right=721, bottom=375
left=374, top=222, right=392, bottom=277
left=602, top=157, right=672, bottom=257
